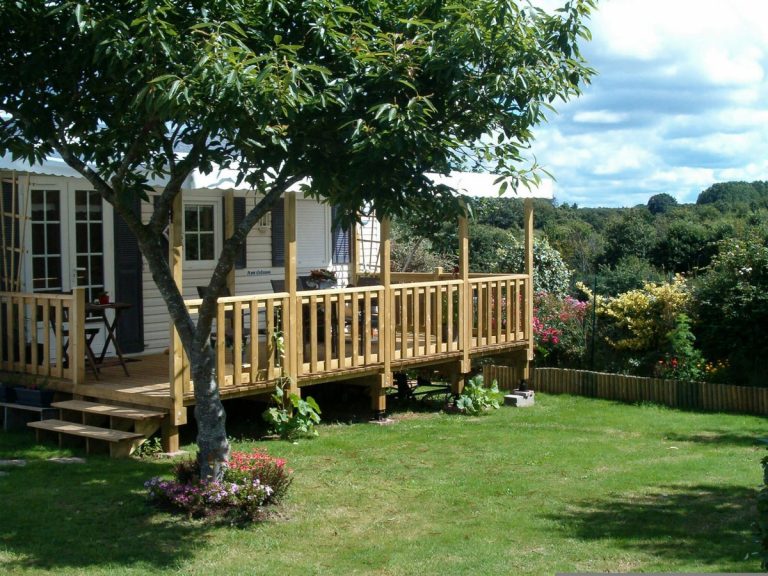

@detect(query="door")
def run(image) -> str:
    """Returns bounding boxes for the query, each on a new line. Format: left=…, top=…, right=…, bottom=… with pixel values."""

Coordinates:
left=26, top=180, right=115, bottom=353
left=28, top=182, right=113, bottom=299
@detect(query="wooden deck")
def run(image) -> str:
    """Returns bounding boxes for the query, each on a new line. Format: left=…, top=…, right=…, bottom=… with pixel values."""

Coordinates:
left=2, top=273, right=532, bottom=419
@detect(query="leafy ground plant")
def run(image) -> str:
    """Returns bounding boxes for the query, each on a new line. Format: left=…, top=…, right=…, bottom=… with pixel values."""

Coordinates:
left=758, top=448, right=768, bottom=569
left=263, top=382, right=322, bottom=439
left=454, top=375, right=502, bottom=415
left=145, top=448, right=292, bottom=523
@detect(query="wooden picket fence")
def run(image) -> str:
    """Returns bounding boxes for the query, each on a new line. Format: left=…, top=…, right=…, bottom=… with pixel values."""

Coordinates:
left=483, top=365, right=768, bottom=416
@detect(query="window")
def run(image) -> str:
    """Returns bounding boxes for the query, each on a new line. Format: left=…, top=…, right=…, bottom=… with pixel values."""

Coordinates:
left=184, top=203, right=217, bottom=262
left=30, top=188, right=63, bottom=292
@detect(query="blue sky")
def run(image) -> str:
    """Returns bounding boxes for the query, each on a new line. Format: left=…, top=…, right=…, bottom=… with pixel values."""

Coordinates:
left=529, top=0, right=768, bottom=207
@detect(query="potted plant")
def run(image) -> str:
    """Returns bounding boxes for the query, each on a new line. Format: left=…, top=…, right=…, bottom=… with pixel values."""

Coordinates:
left=96, top=290, right=110, bottom=304
left=13, top=376, right=54, bottom=407
left=306, top=269, right=337, bottom=289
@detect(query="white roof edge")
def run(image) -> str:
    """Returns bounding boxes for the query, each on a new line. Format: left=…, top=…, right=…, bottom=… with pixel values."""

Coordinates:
left=427, top=171, right=554, bottom=199
left=0, top=156, right=553, bottom=199
left=0, top=153, right=307, bottom=192
left=0, top=153, right=83, bottom=179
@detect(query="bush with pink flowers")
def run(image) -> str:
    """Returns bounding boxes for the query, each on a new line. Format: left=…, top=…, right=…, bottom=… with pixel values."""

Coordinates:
left=145, top=448, right=292, bottom=522
left=533, top=291, right=589, bottom=367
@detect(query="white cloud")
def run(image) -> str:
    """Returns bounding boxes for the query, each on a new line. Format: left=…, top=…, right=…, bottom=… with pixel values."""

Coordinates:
left=572, top=110, right=628, bottom=124
left=527, top=0, right=768, bottom=207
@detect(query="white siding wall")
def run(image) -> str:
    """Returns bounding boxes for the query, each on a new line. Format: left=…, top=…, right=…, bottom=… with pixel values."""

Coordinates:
left=140, top=192, right=344, bottom=353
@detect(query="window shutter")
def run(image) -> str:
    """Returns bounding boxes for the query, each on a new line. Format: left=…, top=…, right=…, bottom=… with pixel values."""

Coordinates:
left=221, top=197, right=247, bottom=269
left=152, top=195, right=169, bottom=264
left=113, top=197, right=144, bottom=353
left=271, top=198, right=285, bottom=267
left=331, top=205, right=351, bottom=264
left=232, top=197, right=247, bottom=269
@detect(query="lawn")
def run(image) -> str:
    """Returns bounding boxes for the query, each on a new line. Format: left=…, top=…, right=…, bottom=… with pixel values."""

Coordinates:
left=0, top=393, right=766, bottom=575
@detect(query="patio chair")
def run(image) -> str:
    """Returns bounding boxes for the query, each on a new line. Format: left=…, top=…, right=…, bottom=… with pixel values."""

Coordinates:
left=50, top=299, right=102, bottom=378
left=345, top=277, right=379, bottom=354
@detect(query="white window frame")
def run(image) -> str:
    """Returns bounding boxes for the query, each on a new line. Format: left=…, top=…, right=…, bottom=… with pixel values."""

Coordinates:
left=182, top=195, right=222, bottom=269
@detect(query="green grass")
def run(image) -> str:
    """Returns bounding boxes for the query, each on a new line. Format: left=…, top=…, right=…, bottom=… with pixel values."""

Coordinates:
left=1, top=394, right=766, bottom=575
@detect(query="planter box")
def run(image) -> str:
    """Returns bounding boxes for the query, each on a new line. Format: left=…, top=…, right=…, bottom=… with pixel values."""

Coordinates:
left=13, top=387, right=54, bottom=407
left=0, top=385, right=16, bottom=403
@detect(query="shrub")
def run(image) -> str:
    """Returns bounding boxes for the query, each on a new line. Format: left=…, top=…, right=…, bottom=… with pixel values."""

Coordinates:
left=581, top=275, right=692, bottom=375
left=454, top=375, right=502, bottom=415
left=146, top=448, right=292, bottom=522
left=693, top=234, right=768, bottom=387
left=654, top=314, right=704, bottom=382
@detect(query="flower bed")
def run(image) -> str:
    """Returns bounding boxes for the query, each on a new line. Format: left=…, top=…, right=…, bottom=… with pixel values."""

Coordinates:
left=145, top=448, right=292, bottom=522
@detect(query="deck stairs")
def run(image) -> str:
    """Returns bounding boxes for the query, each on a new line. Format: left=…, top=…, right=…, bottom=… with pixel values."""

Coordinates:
left=27, top=400, right=166, bottom=458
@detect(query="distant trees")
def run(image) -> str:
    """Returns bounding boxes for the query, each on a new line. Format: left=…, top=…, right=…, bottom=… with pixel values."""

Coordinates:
left=602, top=210, right=657, bottom=267
left=696, top=181, right=768, bottom=209
left=651, top=219, right=717, bottom=273
left=392, top=179, right=768, bottom=387
left=647, top=193, right=678, bottom=215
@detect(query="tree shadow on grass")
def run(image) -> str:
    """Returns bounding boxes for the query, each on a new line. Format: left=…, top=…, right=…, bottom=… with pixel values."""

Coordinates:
left=663, top=431, right=768, bottom=448
left=0, top=449, right=212, bottom=572
left=545, top=484, right=759, bottom=571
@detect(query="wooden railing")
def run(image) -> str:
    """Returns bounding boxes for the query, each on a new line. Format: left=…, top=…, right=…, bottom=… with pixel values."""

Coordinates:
left=296, top=285, right=384, bottom=376
left=171, top=273, right=532, bottom=398
left=4, top=275, right=532, bottom=400
left=182, top=293, right=288, bottom=394
left=0, top=289, right=86, bottom=384
left=469, top=275, right=528, bottom=349
left=392, top=279, right=462, bottom=360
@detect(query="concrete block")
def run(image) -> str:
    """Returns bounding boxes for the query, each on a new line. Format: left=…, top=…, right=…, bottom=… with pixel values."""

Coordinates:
left=504, top=391, right=535, bottom=407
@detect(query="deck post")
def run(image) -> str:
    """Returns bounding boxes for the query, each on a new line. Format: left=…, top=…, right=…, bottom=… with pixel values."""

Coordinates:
left=162, top=417, right=180, bottom=454
left=167, top=191, right=185, bottom=451
left=369, top=376, right=387, bottom=419
left=449, top=362, right=465, bottom=396
left=380, top=216, right=392, bottom=392
left=523, top=198, right=534, bottom=379
left=458, top=213, right=471, bottom=375
left=70, top=287, right=86, bottom=389
left=284, top=191, right=299, bottom=396
left=224, top=190, right=235, bottom=295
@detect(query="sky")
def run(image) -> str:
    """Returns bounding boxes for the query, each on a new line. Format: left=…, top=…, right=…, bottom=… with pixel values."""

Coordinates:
left=529, top=0, right=768, bottom=207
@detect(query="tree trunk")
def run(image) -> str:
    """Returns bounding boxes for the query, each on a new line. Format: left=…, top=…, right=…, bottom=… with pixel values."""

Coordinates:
left=190, top=346, right=230, bottom=481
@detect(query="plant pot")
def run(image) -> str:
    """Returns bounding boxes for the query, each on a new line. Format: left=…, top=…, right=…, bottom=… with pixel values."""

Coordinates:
left=14, top=387, right=54, bottom=407
left=98, top=295, right=110, bottom=304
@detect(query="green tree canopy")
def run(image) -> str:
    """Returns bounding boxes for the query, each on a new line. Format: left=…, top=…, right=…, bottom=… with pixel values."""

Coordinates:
left=602, top=209, right=657, bottom=267
left=0, top=0, right=595, bottom=479
left=696, top=181, right=767, bottom=209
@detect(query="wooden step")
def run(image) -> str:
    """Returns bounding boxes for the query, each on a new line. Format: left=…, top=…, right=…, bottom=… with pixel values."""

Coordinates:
left=51, top=400, right=165, bottom=421
left=28, top=419, right=144, bottom=458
